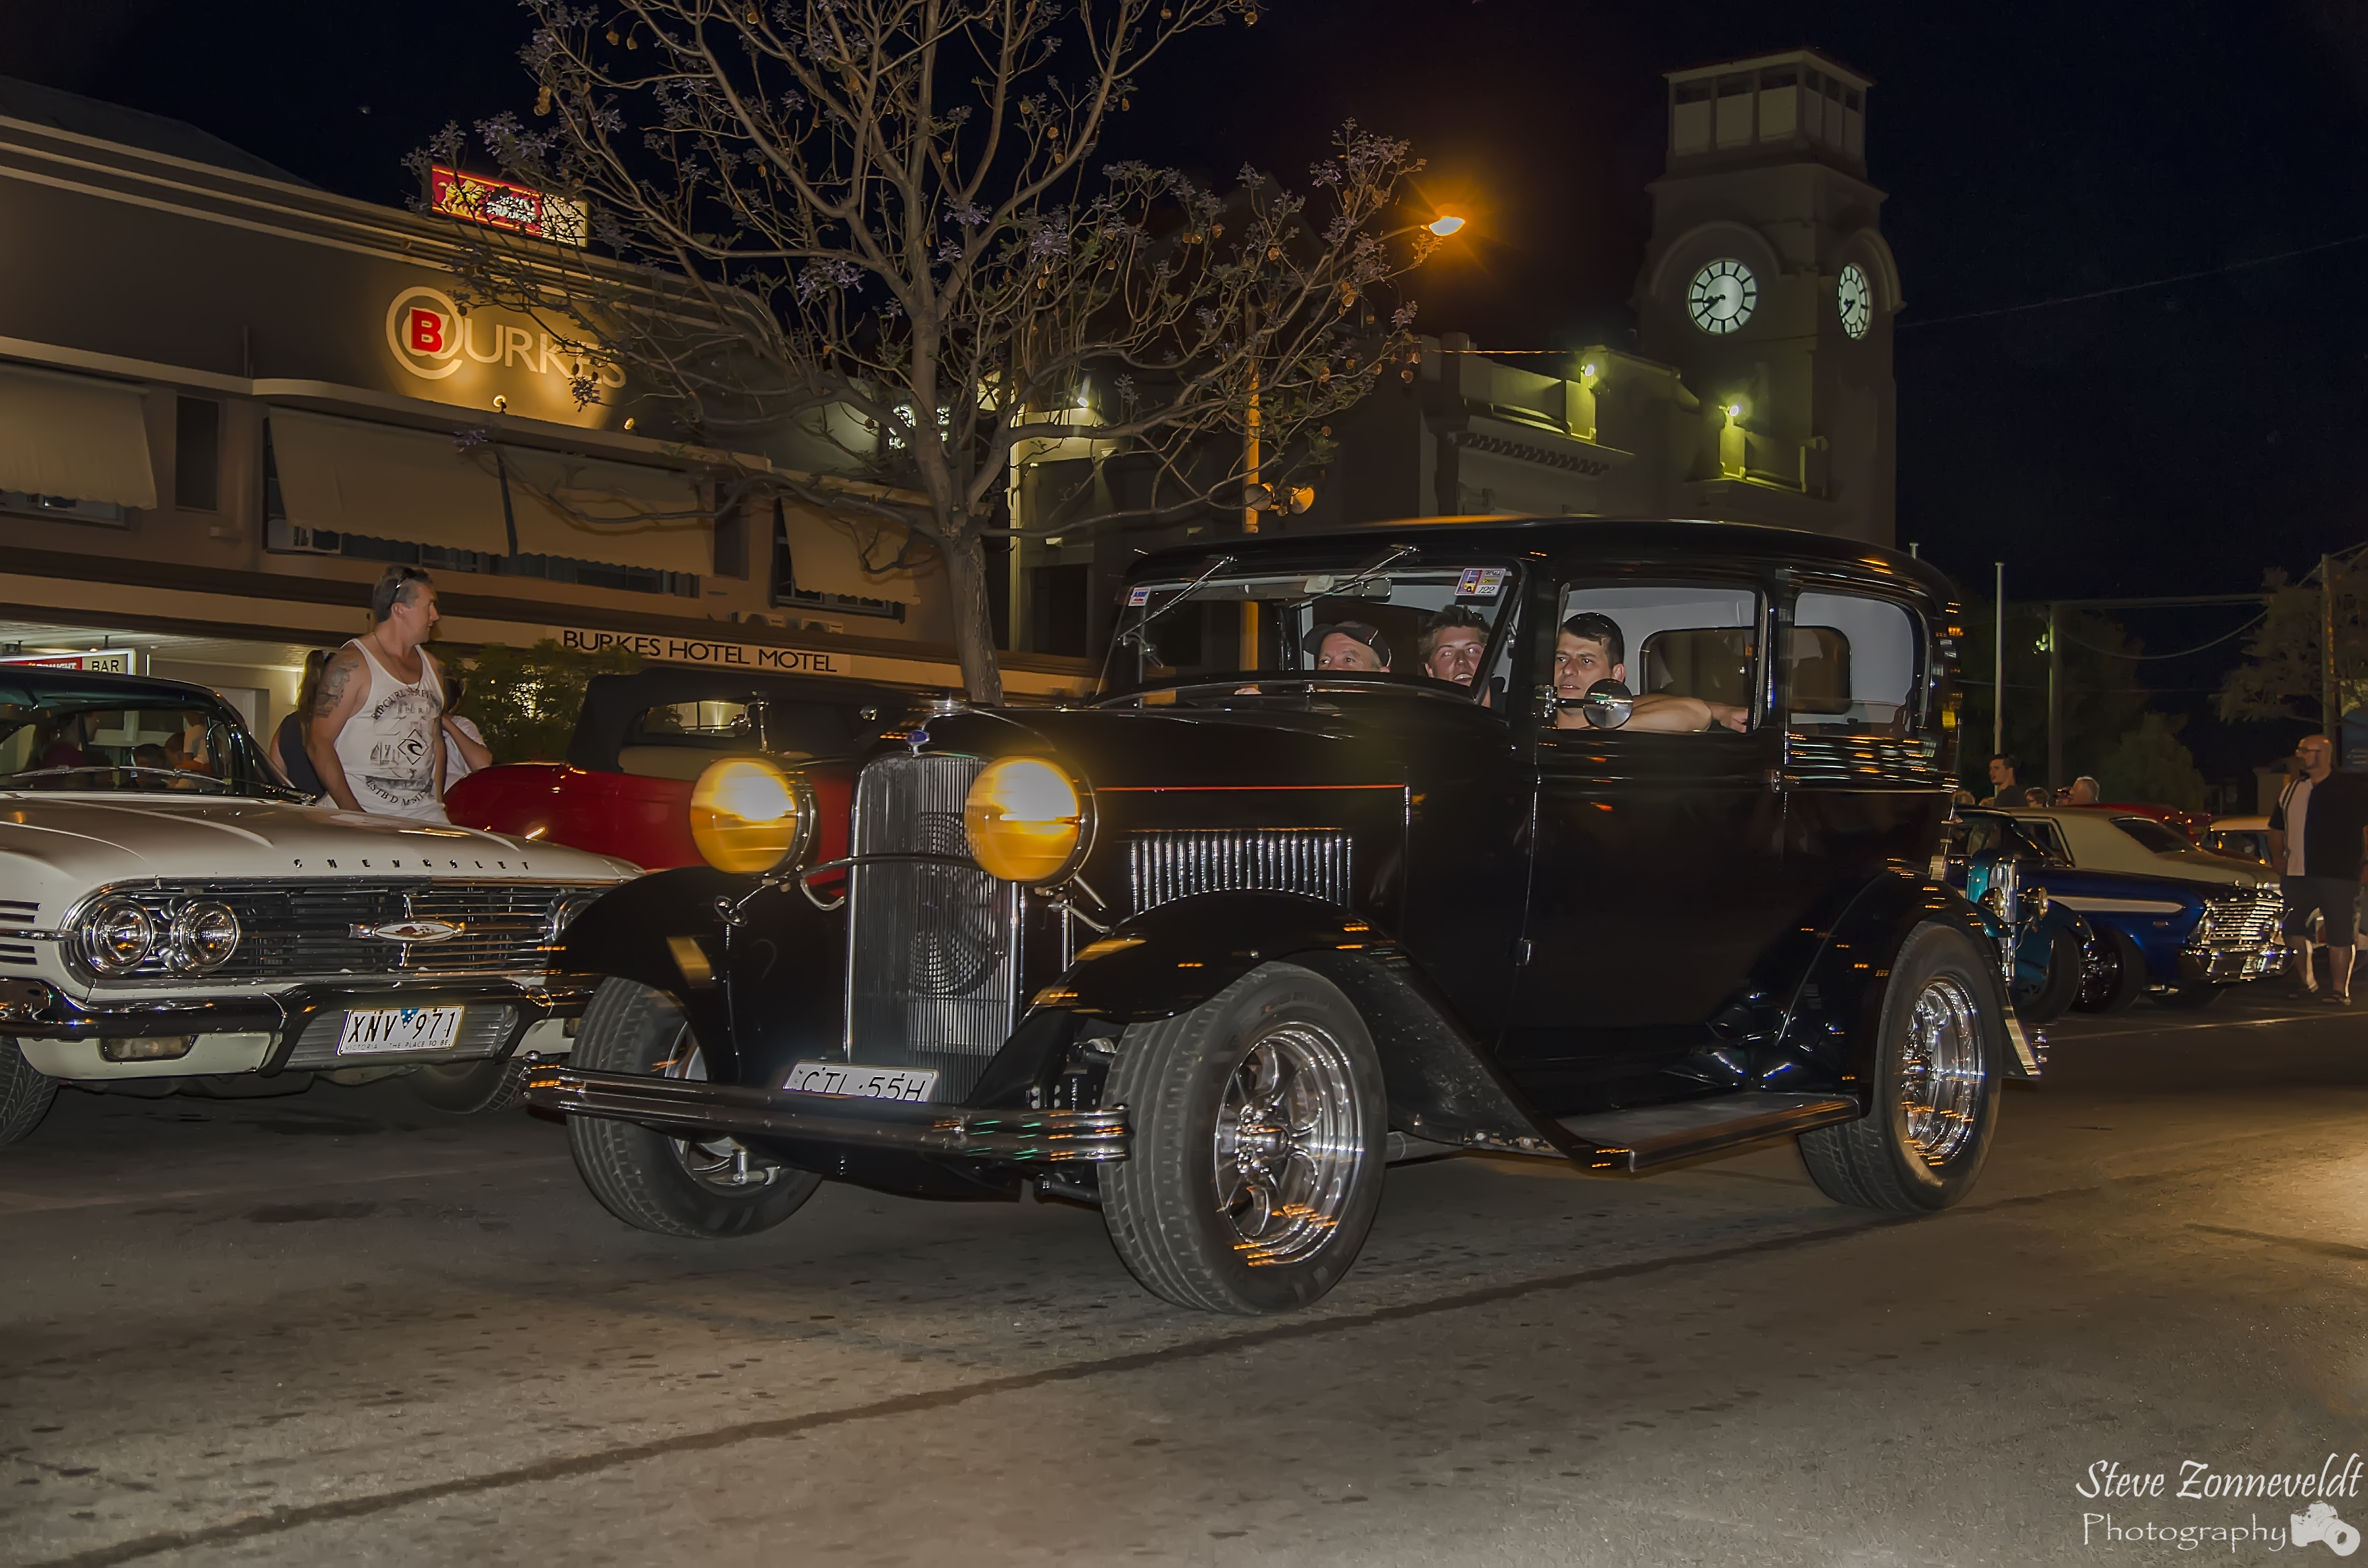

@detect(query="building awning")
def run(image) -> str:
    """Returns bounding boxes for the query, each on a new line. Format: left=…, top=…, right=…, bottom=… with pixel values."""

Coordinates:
left=500, top=447, right=709, bottom=576
left=268, top=408, right=506, bottom=552
left=0, top=364, right=157, bottom=508
left=780, top=498, right=924, bottom=604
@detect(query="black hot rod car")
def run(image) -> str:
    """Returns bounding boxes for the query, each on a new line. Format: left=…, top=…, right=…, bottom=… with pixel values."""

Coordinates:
left=527, top=518, right=2035, bottom=1314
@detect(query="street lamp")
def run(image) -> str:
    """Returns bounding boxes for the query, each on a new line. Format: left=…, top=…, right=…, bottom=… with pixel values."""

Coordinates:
left=1427, top=214, right=1467, bottom=237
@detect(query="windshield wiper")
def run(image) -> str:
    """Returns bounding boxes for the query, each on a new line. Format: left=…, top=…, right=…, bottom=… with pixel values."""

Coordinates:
left=1118, top=553, right=1237, bottom=664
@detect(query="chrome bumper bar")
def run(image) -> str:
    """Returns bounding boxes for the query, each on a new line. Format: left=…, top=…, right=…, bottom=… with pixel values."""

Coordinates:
left=0, top=975, right=598, bottom=1044
left=523, top=1065, right=1131, bottom=1165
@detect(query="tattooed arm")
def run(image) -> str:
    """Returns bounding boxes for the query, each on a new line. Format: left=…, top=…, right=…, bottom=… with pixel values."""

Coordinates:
left=304, top=645, right=368, bottom=813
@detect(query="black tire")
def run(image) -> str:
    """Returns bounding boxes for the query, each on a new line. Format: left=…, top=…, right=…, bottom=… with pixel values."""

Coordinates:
left=1799, top=922, right=2003, bottom=1214
left=565, top=978, right=822, bottom=1238
left=2072, top=927, right=2148, bottom=1014
left=2016, top=924, right=2083, bottom=1026
left=2153, top=979, right=2224, bottom=1010
left=409, top=1056, right=530, bottom=1114
left=1100, top=962, right=1387, bottom=1314
left=0, top=1038, right=58, bottom=1148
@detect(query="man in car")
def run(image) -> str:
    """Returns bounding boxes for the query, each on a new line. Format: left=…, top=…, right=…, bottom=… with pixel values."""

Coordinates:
left=1552, top=612, right=1748, bottom=733
left=1303, top=622, right=1391, bottom=673
left=2268, top=734, right=2368, bottom=1004
left=1418, top=607, right=1490, bottom=686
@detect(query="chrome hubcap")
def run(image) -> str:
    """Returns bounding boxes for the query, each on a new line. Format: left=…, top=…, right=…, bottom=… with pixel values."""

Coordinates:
left=659, top=1030, right=778, bottom=1192
left=1899, top=976, right=1983, bottom=1165
left=1212, top=1022, right=1364, bottom=1266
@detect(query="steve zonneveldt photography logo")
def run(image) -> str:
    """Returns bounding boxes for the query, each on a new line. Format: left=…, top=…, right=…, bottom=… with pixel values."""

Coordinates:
left=2078, top=1456, right=2364, bottom=1554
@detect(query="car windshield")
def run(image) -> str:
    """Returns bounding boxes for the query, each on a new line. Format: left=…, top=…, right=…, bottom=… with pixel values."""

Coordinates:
left=0, top=679, right=277, bottom=796
left=2112, top=816, right=2194, bottom=855
left=1101, top=553, right=1519, bottom=702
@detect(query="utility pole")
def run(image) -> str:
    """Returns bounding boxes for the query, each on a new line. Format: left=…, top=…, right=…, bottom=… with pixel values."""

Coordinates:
left=1993, top=563, right=2005, bottom=761
left=2047, top=601, right=2062, bottom=796
left=2326, top=552, right=2341, bottom=760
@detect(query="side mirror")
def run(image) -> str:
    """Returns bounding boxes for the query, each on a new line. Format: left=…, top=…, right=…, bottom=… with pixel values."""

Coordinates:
left=1578, top=678, right=1634, bottom=729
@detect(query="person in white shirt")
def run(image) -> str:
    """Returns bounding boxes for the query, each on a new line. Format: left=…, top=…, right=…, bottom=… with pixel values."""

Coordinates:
left=304, top=565, right=452, bottom=822
left=440, top=675, right=492, bottom=788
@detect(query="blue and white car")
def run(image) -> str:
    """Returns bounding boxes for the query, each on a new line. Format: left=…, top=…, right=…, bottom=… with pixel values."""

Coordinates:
left=1951, top=808, right=2282, bottom=1011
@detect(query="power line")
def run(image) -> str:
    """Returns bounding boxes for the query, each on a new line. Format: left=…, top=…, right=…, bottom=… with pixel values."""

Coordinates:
left=2058, top=612, right=2267, bottom=662
left=1899, top=231, right=2368, bottom=331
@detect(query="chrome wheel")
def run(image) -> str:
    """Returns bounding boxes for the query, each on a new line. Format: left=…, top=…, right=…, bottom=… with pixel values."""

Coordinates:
left=1212, top=1022, right=1367, bottom=1266
left=658, top=1030, right=780, bottom=1193
left=1899, top=975, right=1983, bottom=1164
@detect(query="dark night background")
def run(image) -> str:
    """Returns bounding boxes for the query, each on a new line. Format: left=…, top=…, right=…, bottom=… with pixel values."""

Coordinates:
left=5, top=0, right=2356, bottom=784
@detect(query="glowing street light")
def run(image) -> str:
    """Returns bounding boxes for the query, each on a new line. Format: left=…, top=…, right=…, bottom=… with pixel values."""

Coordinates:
left=1427, top=214, right=1467, bottom=237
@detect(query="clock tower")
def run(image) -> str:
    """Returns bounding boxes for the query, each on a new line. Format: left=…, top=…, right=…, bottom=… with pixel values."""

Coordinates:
left=1635, top=49, right=1899, bottom=544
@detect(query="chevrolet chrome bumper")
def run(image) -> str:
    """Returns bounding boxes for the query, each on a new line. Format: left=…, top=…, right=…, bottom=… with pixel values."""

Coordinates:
left=0, top=975, right=599, bottom=1046
left=523, top=1064, right=1131, bottom=1164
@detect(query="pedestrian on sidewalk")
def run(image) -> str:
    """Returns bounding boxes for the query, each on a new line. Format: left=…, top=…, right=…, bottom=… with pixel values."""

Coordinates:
left=2267, top=735, right=2368, bottom=1004
left=304, top=565, right=452, bottom=822
left=1984, top=753, right=2033, bottom=807
left=440, top=674, right=492, bottom=789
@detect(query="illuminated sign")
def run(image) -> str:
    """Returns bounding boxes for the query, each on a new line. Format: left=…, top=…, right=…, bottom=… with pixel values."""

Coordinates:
left=385, top=284, right=625, bottom=403
left=0, top=649, right=139, bottom=673
left=428, top=165, right=587, bottom=248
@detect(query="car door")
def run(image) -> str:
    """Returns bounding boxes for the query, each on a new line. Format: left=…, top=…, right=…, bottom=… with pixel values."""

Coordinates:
left=1500, top=570, right=1790, bottom=1109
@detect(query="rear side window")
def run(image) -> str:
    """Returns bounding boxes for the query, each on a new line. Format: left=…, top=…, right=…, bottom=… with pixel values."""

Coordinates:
left=2112, top=816, right=2191, bottom=855
left=1787, top=590, right=1920, bottom=735
left=1551, top=582, right=1760, bottom=735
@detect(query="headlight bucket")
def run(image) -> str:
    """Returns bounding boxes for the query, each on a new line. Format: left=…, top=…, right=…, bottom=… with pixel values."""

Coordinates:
left=167, top=902, right=241, bottom=973
left=79, top=896, right=156, bottom=975
left=963, top=756, right=1091, bottom=884
left=690, top=756, right=815, bottom=875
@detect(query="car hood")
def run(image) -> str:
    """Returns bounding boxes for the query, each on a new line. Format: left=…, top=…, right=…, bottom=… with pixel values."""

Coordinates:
left=0, top=794, right=634, bottom=887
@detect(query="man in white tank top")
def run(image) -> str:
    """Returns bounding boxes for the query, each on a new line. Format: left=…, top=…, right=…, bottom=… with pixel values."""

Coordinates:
left=305, top=565, right=452, bottom=823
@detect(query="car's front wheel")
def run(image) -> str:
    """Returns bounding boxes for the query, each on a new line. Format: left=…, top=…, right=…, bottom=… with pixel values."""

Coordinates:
left=2073, top=927, right=2148, bottom=1013
left=1799, top=922, right=2003, bottom=1213
left=0, top=1038, right=58, bottom=1148
left=1100, top=962, right=1388, bottom=1314
left=2015, top=923, right=2083, bottom=1025
left=566, top=978, right=821, bottom=1238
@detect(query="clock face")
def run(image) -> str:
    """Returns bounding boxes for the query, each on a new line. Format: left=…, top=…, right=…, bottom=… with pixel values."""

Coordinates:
left=1687, top=258, right=1757, bottom=335
left=1838, top=263, right=1872, bottom=339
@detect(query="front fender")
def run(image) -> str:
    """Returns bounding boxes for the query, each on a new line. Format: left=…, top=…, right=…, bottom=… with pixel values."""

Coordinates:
left=1034, top=890, right=1547, bottom=1148
left=556, top=868, right=848, bottom=1085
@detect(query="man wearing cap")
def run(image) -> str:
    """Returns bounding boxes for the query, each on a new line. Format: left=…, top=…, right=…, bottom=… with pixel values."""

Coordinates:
left=1304, top=621, right=1393, bottom=673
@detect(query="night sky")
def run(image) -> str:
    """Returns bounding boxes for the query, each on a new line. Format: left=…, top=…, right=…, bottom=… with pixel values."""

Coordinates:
left=7, top=0, right=2358, bottom=777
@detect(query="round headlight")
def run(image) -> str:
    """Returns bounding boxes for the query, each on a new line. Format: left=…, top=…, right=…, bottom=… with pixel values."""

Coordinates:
left=963, top=756, right=1088, bottom=883
left=545, top=891, right=601, bottom=945
left=167, top=902, right=240, bottom=973
left=79, top=896, right=156, bottom=976
left=690, top=756, right=810, bottom=874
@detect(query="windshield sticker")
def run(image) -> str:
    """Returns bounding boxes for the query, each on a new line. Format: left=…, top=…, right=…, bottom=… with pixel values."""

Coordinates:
left=1456, top=567, right=1508, bottom=600
left=1126, top=586, right=1152, bottom=607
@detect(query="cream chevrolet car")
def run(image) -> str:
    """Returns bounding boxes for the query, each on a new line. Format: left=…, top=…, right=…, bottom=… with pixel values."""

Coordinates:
left=0, top=668, right=634, bottom=1146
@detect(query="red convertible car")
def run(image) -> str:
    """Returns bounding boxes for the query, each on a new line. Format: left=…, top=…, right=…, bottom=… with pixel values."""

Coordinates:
left=447, top=668, right=913, bottom=870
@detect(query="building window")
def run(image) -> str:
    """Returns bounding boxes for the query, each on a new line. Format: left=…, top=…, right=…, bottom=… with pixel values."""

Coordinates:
left=174, top=397, right=220, bottom=512
left=769, top=511, right=908, bottom=622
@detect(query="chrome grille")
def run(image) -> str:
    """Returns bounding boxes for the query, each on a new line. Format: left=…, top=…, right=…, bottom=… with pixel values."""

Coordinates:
left=68, top=880, right=609, bottom=984
left=0, top=900, right=33, bottom=966
left=843, top=754, right=1019, bottom=1096
left=284, top=1002, right=520, bottom=1070
left=1126, top=829, right=1355, bottom=916
left=2194, top=891, right=2282, bottom=952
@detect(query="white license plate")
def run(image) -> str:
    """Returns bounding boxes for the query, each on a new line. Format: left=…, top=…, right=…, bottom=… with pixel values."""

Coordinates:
left=336, top=1004, right=467, bottom=1056
left=783, top=1060, right=938, bottom=1102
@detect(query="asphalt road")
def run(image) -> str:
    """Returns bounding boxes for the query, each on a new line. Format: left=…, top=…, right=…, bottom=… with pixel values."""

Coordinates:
left=7, top=987, right=2368, bottom=1568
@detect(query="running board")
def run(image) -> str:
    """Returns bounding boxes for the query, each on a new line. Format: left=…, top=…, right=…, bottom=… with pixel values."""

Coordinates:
left=1557, top=1092, right=1859, bottom=1173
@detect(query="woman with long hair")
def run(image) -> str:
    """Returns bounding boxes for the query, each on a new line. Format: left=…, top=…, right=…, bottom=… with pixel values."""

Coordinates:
left=268, top=649, right=332, bottom=796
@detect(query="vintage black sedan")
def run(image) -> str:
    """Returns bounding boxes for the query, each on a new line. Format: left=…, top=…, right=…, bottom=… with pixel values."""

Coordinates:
left=528, top=519, right=2034, bottom=1314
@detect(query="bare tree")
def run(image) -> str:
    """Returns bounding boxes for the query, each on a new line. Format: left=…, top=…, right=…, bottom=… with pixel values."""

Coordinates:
left=418, top=0, right=1449, bottom=701
left=2220, top=548, right=2368, bottom=725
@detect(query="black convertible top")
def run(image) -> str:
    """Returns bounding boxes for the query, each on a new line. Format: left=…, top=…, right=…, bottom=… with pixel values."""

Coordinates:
left=565, top=667, right=911, bottom=772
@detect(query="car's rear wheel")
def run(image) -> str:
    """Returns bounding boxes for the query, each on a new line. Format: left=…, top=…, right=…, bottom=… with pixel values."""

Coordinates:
left=409, top=1057, right=530, bottom=1114
left=1800, top=922, right=2003, bottom=1214
left=0, top=1038, right=58, bottom=1148
left=1100, top=962, right=1387, bottom=1314
left=566, top=978, right=821, bottom=1238
left=2072, top=927, right=2148, bottom=1014
left=2016, top=923, right=2083, bottom=1026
